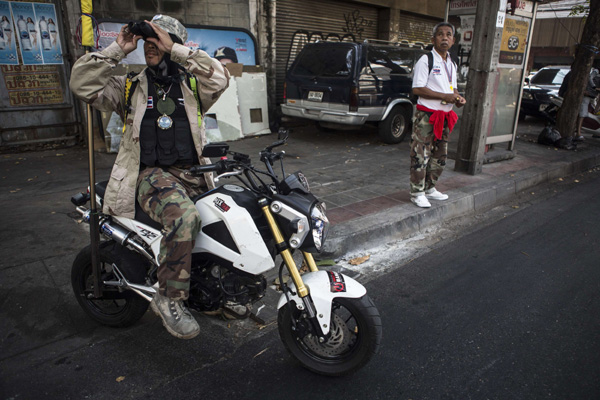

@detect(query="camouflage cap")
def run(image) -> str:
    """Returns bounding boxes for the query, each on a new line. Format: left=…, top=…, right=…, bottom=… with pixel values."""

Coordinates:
left=151, top=14, right=188, bottom=44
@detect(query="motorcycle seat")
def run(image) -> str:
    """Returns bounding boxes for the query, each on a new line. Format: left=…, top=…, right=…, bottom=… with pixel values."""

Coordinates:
left=95, top=180, right=163, bottom=231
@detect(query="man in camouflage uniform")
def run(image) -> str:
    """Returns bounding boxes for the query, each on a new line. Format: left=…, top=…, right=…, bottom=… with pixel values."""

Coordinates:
left=410, top=22, right=466, bottom=208
left=70, top=15, right=229, bottom=339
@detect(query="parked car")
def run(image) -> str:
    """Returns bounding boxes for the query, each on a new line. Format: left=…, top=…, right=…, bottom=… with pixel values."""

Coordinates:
left=281, top=41, right=426, bottom=143
left=520, top=66, right=569, bottom=121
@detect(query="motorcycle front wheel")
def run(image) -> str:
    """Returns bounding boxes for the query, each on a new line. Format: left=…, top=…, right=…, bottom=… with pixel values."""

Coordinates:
left=278, top=295, right=382, bottom=376
left=71, top=241, right=149, bottom=327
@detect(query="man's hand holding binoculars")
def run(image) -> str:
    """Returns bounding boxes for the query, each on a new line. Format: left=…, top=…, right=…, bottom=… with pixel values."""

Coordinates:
left=144, top=21, right=174, bottom=54
left=117, top=24, right=142, bottom=55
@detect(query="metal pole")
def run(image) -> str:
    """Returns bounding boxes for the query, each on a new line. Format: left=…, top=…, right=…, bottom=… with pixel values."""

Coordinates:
left=84, top=51, right=101, bottom=298
left=445, top=0, right=451, bottom=22
left=510, top=1, right=538, bottom=151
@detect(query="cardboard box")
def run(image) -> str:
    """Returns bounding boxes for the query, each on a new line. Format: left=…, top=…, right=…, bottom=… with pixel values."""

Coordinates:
left=225, top=63, right=243, bottom=77
left=243, top=65, right=265, bottom=73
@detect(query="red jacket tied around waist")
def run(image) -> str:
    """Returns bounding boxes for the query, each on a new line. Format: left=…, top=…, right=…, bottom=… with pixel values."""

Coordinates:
left=416, top=104, right=458, bottom=140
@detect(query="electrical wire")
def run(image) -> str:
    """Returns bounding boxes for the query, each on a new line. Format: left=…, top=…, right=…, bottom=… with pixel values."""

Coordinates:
left=75, top=13, right=100, bottom=49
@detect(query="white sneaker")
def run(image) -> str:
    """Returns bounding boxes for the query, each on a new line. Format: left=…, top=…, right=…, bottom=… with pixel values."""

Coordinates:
left=411, top=195, right=431, bottom=208
left=425, top=188, right=448, bottom=201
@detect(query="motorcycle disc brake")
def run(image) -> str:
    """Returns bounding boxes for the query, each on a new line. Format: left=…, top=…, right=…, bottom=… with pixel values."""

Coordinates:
left=303, top=313, right=351, bottom=357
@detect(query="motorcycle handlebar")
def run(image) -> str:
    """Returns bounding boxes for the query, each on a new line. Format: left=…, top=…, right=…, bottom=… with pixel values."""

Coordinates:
left=189, top=164, right=220, bottom=174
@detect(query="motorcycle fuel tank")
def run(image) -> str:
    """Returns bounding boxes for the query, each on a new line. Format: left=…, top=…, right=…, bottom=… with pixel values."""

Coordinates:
left=193, top=185, right=275, bottom=275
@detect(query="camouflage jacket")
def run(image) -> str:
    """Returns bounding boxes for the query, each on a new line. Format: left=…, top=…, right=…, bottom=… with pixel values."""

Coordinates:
left=70, top=41, right=229, bottom=218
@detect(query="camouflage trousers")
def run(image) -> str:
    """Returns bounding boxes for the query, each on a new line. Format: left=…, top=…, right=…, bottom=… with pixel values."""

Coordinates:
left=409, top=110, right=449, bottom=195
left=137, top=166, right=207, bottom=301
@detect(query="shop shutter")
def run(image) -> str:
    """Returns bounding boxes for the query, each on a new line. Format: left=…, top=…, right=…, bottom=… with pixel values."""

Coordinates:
left=397, top=13, right=439, bottom=47
left=275, top=0, right=380, bottom=103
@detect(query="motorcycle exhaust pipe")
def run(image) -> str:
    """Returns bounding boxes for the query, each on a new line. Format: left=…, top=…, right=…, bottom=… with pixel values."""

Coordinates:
left=76, top=207, right=156, bottom=265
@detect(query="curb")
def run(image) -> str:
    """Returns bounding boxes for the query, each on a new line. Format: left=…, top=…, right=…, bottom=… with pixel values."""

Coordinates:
left=321, top=150, right=600, bottom=259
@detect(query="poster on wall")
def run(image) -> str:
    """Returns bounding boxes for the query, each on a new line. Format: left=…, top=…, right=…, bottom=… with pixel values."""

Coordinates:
left=498, top=15, right=530, bottom=68
left=33, top=2, right=62, bottom=64
left=0, top=1, right=19, bottom=64
left=97, top=21, right=257, bottom=66
left=0, top=1, right=63, bottom=65
left=9, top=1, right=43, bottom=65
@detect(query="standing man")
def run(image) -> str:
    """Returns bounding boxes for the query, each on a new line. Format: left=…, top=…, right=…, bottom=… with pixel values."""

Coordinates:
left=70, top=15, right=229, bottom=339
left=409, top=22, right=466, bottom=208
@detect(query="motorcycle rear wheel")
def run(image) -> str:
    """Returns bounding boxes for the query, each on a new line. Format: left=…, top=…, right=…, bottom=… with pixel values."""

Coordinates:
left=71, top=241, right=149, bottom=327
left=278, top=295, right=382, bottom=376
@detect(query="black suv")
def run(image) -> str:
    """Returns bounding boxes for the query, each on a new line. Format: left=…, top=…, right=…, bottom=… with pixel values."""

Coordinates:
left=282, top=41, right=426, bottom=144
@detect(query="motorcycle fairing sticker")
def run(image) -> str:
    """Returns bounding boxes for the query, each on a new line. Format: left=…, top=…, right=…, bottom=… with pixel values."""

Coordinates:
left=327, top=271, right=346, bottom=293
left=213, top=197, right=230, bottom=212
left=136, top=226, right=158, bottom=240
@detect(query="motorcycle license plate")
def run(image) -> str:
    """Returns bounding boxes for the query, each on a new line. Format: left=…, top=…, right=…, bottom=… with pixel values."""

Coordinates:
left=308, top=91, right=323, bottom=102
left=539, top=103, right=549, bottom=112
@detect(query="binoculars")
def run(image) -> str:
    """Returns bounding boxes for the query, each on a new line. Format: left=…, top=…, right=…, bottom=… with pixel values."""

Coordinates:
left=127, top=21, right=157, bottom=40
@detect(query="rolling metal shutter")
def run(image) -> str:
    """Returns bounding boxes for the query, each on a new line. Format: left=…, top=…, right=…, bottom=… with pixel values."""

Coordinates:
left=275, top=0, right=380, bottom=103
left=397, top=13, right=439, bottom=46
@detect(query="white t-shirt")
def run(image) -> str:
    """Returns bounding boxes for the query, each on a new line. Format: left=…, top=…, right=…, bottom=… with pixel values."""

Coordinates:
left=412, top=49, right=457, bottom=112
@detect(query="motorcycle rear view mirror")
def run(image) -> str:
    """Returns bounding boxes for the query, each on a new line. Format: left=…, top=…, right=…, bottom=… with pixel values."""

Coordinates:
left=278, top=127, right=289, bottom=141
left=202, top=142, right=229, bottom=158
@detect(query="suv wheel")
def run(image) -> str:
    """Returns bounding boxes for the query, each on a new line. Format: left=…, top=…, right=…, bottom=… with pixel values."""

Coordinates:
left=379, top=107, right=410, bottom=144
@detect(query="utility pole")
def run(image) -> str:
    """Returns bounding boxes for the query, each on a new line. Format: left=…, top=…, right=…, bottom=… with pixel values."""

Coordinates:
left=454, top=0, right=503, bottom=175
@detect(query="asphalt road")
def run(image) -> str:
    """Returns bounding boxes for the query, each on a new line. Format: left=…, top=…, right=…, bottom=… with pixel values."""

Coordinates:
left=2, top=160, right=600, bottom=399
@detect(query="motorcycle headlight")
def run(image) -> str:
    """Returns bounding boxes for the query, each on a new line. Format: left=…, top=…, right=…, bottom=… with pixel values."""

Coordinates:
left=310, top=202, right=329, bottom=252
left=522, top=91, right=533, bottom=100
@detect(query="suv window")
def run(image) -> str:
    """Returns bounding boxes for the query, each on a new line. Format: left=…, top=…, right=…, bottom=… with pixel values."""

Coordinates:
left=531, top=68, right=568, bottom=85
left=367, top=47, right=416, bottom=74
left=291, top=46, right=355, bottom=77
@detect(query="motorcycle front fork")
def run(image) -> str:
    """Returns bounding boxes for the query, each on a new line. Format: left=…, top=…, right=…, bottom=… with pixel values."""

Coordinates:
left=260, top=201, right=324, bottom=335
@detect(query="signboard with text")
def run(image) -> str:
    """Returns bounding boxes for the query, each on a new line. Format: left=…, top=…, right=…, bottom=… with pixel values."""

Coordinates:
left=498, top=15, right=529, bottom=68
left=1, top=64, right=64, bottom=106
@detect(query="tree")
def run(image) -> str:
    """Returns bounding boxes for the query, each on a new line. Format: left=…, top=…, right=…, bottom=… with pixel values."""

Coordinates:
left=555, top=0, right=599, bottom=139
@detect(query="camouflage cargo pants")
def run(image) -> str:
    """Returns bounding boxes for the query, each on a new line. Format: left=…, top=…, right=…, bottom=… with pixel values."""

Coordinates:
left=137, top=166, right=206, bottom=301
left=409, top=110, right=449, bottom=195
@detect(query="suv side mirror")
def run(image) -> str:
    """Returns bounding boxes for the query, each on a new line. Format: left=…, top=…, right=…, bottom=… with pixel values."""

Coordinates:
left=202, top=142, right=229, bottom=157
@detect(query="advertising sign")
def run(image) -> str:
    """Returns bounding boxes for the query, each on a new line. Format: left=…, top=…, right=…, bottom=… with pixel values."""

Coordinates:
left=9, top=1, right=43, bottom=65
left=498, top=15, right=529, bottom=68
left=98, top=21, right=257, bottom=66
left=0, top=1, right=63, bottom=65
left=2, top=64, right=64, bottom=106
left=33, top=2, right=62, bottom=64
left=0, top=1, right=18, bottom=64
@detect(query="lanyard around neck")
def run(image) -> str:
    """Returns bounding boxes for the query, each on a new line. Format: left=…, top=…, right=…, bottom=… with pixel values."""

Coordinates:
left=442, top=57, right=453, bottom=91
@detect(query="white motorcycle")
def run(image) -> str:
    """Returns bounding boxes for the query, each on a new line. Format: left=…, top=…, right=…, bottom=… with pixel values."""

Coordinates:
left=71, top=131, right=381, bottom=376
